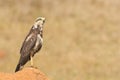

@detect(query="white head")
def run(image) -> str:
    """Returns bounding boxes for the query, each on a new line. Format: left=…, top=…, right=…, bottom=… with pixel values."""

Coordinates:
left=33, top=17, right=46, bottom=29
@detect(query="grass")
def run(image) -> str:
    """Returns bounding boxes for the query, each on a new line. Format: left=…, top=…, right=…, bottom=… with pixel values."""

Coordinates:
left=0, top=0, right=120, bottom=80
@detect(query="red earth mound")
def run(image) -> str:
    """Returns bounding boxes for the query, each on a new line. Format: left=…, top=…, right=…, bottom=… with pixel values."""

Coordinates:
left=0, top=67, right=49, bottom=80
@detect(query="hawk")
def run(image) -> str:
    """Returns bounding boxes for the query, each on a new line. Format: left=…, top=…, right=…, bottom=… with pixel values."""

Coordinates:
left=15, top=17, right=45, bottom=72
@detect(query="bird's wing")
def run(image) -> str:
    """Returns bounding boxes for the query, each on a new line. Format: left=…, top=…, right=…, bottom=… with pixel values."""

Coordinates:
left=20, top=34, right=37, bottom=57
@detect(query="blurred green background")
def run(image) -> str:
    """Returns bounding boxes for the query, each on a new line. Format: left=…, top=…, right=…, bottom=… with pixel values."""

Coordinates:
left=0, top=0, right=120, bottom=80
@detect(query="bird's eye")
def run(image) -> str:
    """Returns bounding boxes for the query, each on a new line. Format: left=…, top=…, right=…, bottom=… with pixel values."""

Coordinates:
left=43, top=20, right=45, bottom=23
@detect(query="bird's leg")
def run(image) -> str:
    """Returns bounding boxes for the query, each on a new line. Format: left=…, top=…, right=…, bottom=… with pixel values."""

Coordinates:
left=30, top=54, right=33, bottom=67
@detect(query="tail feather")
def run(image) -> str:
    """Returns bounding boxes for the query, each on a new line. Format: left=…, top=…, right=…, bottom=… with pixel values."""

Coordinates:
left=15, top=64, right=21, bottom=72
left=15, top=55, right=30, bottom=72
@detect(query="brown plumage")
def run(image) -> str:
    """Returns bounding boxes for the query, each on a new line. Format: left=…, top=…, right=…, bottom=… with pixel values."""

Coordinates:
left=15, top=17, right=45, bottom=72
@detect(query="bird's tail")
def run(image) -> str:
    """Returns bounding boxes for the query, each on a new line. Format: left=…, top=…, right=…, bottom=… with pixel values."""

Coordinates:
left=15, top=63, right=21, bottom=72
left=15, top=55, right=30, bottom=72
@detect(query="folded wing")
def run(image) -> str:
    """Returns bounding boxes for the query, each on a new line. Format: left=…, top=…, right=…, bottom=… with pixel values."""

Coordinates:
left=20, top=34, right=37, bottom=57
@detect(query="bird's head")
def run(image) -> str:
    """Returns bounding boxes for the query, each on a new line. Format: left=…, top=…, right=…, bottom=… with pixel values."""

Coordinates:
left=33, top=17, right=45, bottom=29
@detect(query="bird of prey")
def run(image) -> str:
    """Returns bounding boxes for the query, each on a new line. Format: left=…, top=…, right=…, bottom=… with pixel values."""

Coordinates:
left=15, top=17, right=45, bottom=72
